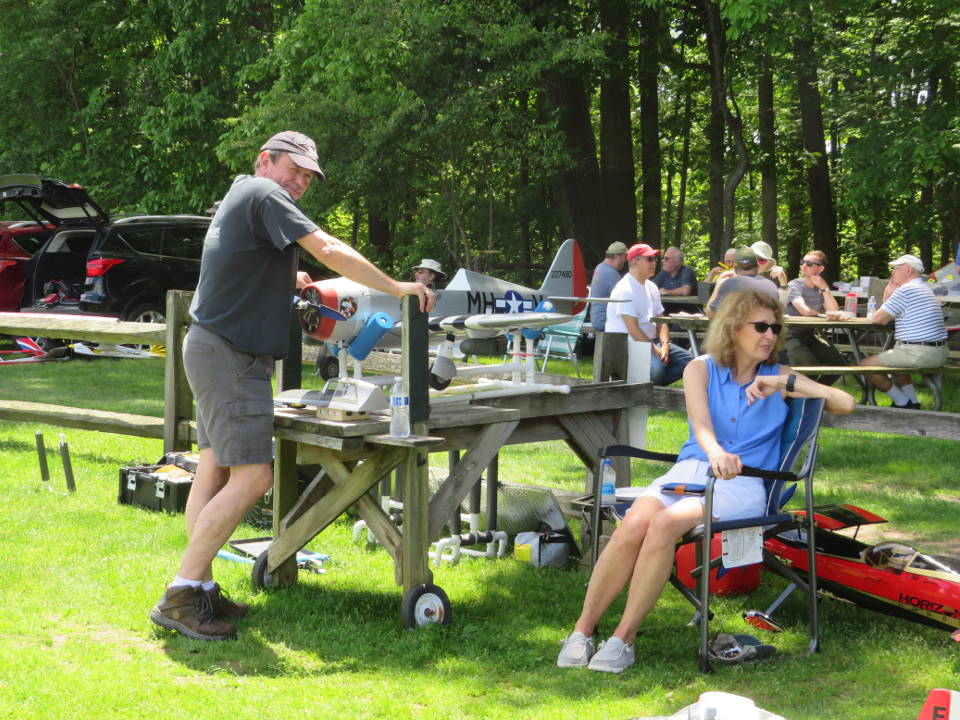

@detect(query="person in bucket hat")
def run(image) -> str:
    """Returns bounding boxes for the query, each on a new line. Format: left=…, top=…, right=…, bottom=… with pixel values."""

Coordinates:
left=412, top=258, right=446, bottom=290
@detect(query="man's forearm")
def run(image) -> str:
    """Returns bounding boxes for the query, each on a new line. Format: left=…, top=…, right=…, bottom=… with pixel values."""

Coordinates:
left=299, top=230, right=401, bottom=297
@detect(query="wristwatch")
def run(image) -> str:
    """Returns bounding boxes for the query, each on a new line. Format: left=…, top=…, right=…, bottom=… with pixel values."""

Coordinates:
left=785, top=373, right=797, bottom=393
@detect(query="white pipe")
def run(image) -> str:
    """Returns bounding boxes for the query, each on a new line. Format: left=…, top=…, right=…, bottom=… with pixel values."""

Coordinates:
left=432, top=535, right=461, bottom=566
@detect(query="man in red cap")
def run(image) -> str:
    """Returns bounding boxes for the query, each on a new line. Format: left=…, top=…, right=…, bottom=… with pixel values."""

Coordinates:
left=605, top=243, right=693, bottom=385
left=150, top=131, right=435, bottom=641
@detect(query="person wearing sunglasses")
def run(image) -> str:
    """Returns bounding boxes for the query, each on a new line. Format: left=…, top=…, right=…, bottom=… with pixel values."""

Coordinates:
left=557, top=289, right=854, bottom=673
left=604, top=242, right=694, bottom=386
left=784, top=250, right=846, bottom=385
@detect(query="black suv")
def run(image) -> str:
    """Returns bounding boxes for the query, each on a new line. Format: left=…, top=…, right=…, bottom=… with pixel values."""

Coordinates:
left=0, top=175, right=210, bottom=322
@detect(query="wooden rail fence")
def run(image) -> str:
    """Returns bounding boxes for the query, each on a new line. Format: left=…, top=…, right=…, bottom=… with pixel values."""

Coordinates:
left=0, top=291, right=958, bottom=446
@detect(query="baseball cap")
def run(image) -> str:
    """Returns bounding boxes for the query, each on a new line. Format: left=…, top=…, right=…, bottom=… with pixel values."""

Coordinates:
left=260, top=131, right=326, bottom=181
left=627, top=243, right=660, bottom=261
left=750, top=241, right=775, bottom=261
left=734, top=247, right=759, bottom=270
left=606, top=241, right=629, bottom=255
left=889, top=254, right=924, bottom=273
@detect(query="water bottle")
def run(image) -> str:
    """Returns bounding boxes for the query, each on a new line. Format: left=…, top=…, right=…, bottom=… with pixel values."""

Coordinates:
left=389, top=377, right=410, bottom=438
left=844, top=291, right=858, bottom=316
left=866, top=296, right=876, bottom=322
left=600, top=458, right=616, bottom=507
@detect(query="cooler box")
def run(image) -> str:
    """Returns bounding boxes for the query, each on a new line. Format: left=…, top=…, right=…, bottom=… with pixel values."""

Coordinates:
left=675, top=533, right=761, bottom=597
left=118, top=463, right=193, bottom=513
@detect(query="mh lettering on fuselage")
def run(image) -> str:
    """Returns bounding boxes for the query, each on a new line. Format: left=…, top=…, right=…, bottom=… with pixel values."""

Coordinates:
left=466, top=289, right=544, bottom=314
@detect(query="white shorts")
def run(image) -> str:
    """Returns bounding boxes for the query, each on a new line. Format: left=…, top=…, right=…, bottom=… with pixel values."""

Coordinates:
left=618, top=458, right=767, bottom=521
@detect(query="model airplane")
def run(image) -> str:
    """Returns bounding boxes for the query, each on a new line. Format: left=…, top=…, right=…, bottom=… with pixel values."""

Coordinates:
left=0, top=337, right=69, bottom=364
left=747, top=503, right=960, bottom=641
left=294, top=238, right=601, bottom=391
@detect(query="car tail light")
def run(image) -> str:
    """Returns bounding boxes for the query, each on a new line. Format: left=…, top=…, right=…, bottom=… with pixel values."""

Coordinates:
left=86, top=257, right=126, bottom=277
left=0, top=260, right=16, bottom=271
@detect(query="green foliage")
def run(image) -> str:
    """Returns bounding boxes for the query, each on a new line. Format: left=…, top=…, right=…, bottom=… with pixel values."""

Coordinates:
left=1, top=0, right=959, bottom=282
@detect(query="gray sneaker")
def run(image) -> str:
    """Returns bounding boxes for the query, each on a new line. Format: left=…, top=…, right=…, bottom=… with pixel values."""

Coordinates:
left=587, top=636, right=635, bottom=673
left=557, top=631, right=595, bottom=667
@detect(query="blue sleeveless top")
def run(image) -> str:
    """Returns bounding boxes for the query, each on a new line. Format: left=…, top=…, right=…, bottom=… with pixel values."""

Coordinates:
left=676, top=356, right=788, bottom=470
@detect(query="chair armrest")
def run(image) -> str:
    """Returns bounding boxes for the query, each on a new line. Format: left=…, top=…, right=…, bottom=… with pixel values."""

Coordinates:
left=601, top=445, right=678, bottom=464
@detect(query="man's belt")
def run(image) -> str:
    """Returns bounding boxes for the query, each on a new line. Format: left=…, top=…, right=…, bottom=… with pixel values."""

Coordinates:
left=899, top=340, right=946, bottom=347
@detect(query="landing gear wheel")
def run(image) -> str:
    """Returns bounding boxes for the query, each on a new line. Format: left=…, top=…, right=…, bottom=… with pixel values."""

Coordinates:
left=401, top=583, right=451, bottom=628
left=429, top=372, right=451, bottom=391
left=251, top=551, right=297, bottom=590
left=316, top=354, right=340, bottom=380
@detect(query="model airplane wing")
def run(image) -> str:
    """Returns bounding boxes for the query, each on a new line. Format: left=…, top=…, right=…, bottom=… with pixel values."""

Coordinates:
left=429, top=311, right=576, bottom=334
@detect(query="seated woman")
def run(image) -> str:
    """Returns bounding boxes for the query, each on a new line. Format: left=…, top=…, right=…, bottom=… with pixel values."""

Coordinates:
left=556, top=289, right=855, bottom=674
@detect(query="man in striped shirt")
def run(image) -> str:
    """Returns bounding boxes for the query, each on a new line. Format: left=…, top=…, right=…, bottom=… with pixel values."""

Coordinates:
left=861, top=254, right=948, bottom=409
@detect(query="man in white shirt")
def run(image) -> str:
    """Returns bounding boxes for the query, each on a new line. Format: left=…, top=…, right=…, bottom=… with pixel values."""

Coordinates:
left=606, top=243, right=693, bottom=385
left=861, top=254, right=947, bottom=409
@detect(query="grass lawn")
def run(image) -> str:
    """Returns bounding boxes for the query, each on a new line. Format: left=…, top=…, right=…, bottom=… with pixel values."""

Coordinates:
left=0, top=353, right=958, bottom=719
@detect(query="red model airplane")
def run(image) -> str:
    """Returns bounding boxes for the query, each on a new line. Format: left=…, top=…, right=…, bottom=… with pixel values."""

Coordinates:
left=747, top=504, right=960, bottom=641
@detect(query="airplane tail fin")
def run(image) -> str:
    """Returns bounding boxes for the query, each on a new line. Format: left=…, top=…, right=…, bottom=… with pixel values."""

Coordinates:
left=538, top=238, right=587, bottom=315
left=15, top=337, right=46, bottom=356
left=917, top=689, right=960, bottom=720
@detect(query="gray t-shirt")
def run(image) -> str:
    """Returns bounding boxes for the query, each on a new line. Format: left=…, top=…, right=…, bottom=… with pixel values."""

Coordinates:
left=190, top=175, right=319, bottom=357
left=589, top=262, right=623, bottom=332
left=709, top=274, right=779, bottom=313
left=786, top=278, right=825, bottom=316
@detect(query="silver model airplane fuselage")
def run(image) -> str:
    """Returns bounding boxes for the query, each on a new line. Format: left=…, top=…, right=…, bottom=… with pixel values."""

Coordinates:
left=298, top=238, right=588, bottom=347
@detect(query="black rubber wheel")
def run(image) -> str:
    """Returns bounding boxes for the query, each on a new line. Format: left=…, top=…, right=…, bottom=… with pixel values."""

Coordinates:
left=429, top=372, right=451, bottom=391
left=401, top=583, right=452, bottom=628
left=316, top=354, right=340, bottom=380
left=251, top=551, right=297, bottom=590
left=123, top=303, right=165, bottom=324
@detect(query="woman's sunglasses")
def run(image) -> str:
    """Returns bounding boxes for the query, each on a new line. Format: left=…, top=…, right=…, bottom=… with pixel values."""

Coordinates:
left=801, top=260, right=823, bottom=267
left=747, top=321, right=783, bottom=335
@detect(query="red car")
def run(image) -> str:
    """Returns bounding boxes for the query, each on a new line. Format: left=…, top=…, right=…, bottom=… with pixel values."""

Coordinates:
left=0, top=220, right=57, bottom=311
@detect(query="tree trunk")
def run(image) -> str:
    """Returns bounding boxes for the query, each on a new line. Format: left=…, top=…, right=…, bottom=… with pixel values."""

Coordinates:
left=599, top=0, right=637, bottom=249
left=367, top=205, right=393, bottom=271
left=702, top=0, right=748, bottom=249
left=758, top=57, right=778, bottom=256
left=793, top=12, right=838, bottom=269
left=638, top=5, right=661, bottom=246
left=542, top=71, right=603, bottom=263
left=673, top=91, right=693, bottom=250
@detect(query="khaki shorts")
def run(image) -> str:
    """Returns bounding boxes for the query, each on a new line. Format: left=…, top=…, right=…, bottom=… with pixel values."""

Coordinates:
left=183, top=324, right=275, bottom=467
left=876, top=341, right=948, bottom=369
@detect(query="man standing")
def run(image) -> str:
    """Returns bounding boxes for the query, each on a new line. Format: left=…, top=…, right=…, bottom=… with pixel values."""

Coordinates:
left=705, top=247, right=779, bottom=317
left=412, top=258, right=446, bottom=290
left=861, top=254, right=947, bottom=409
left=784, top=250, right=845, bottom=385
left=150, top=131, right=434, bottom=640
left=653, top=246, right=697, bottom=297
left=605, top=243, right=693, bottom=385
left=588, top=241, right=628, bottom=333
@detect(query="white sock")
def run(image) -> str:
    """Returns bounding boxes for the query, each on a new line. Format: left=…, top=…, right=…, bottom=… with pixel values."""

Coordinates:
left=201, top=580, right=217, bottom=591
left=170, top=575, right=203, bottom=589
left=886, top=386, right=908, bottom=405
left=901, top=384, right=918, bottom=402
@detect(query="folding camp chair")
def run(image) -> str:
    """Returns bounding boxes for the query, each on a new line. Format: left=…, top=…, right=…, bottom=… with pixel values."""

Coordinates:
left=599, top=396, right=826, bottom=672
left=535, top=306, right=587, bottom=376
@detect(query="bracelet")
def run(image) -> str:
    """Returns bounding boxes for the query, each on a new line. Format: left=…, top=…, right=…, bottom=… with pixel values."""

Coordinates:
left=785, top=373, right=796, bottom=393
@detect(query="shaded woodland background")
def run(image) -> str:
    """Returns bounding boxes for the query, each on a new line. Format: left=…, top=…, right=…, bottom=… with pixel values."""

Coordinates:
left=1, top=0, right=958, bottom=285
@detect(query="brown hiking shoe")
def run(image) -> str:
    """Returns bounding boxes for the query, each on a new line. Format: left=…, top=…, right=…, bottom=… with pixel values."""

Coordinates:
left=207, top=583, right=249, bottom=619
left=150, top=585, right=236, bottom=641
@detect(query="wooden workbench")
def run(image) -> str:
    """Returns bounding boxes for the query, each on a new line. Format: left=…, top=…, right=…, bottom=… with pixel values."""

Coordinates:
left=259, top=378, right=652, bottom=626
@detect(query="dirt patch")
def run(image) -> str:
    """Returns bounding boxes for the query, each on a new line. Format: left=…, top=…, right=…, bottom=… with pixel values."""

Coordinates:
left=847, top=523, right=960, bottom=557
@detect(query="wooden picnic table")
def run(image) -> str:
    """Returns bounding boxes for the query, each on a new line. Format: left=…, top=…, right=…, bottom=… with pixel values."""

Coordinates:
left=654, top=313, right=890, bottom=362
left=263, top=379, right=651, bottom=626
